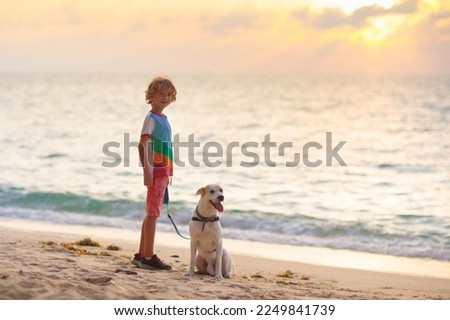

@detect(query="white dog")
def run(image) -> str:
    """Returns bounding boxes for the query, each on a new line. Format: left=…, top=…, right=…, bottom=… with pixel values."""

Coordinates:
left=185, top=184, right=233, bottom=279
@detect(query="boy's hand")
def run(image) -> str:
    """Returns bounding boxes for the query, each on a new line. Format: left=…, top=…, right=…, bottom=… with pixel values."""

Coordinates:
left=139, top=135, right=154, bottom=187
left=143, top=167, right=153, bottom=187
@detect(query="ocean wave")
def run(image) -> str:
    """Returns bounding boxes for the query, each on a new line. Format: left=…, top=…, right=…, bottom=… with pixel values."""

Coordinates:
left=0, top=187, right=449, bottom=261
left=0, top=187, right=143, bottom=218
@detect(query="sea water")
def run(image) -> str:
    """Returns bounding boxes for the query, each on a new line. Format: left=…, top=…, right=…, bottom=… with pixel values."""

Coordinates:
left=0, top=74, right=449, bottom=261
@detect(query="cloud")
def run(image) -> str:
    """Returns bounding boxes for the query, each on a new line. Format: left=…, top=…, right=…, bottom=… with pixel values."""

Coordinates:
left=205, top=12, right=262, bottom=35
left=1, top=0, right=448, bottom=74
left=294, top=0, right=420, bottom=29
left=390, top=0, right=420, bottom=14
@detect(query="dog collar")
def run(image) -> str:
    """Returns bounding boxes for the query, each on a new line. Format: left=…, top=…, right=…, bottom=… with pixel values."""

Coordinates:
left=193, top=206, right=220, bottom=231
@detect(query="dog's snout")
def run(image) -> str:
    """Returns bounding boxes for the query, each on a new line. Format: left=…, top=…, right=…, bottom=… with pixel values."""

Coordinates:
left=218, top=195, right=224, bottom=201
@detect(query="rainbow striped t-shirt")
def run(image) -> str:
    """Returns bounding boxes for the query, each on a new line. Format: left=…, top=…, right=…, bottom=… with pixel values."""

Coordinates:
left=140, top=111, right=173, bottom=177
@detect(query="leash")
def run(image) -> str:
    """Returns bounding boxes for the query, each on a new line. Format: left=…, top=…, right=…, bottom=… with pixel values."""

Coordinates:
left=164, top=186, right=190, bottom=240
left=166, top=205, right=190, bottom=240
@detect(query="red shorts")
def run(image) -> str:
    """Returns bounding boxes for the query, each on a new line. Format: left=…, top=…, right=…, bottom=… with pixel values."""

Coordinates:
left=146, top=176, right=169, bottom=217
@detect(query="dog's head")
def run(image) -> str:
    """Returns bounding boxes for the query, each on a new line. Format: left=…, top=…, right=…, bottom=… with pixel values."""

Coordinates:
left=196, top=184, right=224, bottom=212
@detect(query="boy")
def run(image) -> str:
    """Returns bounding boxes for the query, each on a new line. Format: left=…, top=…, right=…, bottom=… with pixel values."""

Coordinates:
left=131, top=77, right=177, bottom=270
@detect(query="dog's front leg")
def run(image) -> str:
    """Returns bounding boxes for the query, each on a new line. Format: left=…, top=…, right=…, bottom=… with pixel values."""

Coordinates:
left=214, top=239, right=223, bottom=279
left=185, top=240, right=197, bottom=277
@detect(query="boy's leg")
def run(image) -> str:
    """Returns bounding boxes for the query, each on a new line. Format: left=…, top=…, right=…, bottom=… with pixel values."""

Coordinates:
left=138, top=175, right=167, bottom=257
left=137, top=175, right=171, bottom=270
left=140, top=215, right=157, bottom=257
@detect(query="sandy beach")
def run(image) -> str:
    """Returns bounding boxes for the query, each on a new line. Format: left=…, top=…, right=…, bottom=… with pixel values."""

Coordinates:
left=0, top=217, right=449, bottom=300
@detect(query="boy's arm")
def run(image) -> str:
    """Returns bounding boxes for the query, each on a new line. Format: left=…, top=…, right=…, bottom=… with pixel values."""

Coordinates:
left=139, top=135, right=153, bottom=187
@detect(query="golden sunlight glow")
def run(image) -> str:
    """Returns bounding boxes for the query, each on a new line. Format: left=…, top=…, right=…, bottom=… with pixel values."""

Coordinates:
left=363, top=16, right=405, bottom=44
left=351, top=15, right=406, bottom=45
left=1, top=0, right=449, bottom=74
left=421, top=0, right=450, bottom=11
left=315, top=0, right=397, bottom=13
left=250, top=0, right=399, bottom=14
left=435, top=16, right=450, bottom=28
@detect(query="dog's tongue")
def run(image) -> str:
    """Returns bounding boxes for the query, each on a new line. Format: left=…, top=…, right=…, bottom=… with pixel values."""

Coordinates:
left=213, top=202, right=224, bottom=212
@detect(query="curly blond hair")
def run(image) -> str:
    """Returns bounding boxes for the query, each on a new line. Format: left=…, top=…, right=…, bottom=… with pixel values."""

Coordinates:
left=145, top=77, right=177, bottom=105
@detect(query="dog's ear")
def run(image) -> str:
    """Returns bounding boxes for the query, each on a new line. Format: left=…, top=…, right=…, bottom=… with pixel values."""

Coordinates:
left=196, top=187, right=206, bottom=196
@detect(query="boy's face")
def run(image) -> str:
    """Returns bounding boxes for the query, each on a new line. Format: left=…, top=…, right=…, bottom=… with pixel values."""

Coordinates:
left=151, top=86, right=174, bottom=111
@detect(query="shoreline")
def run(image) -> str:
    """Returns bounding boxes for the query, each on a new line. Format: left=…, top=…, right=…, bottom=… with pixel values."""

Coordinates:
left=2, top=217, right=449, bottom=279
left=1, top=217, right=449, bottom=300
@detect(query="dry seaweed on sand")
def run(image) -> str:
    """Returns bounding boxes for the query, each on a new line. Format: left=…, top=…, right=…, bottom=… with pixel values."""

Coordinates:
left=276, top=270, right=294, bottom=278
left=74, top=237, right=102, bottom=247
left=62, top=243, right=90, bottom=255
left=251, top=272, right=265, bottom=279
left=39, top=240, right=58, bottom=247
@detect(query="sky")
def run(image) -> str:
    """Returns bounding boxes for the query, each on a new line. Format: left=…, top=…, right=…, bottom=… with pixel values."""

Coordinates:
left=1, top=0, right=449, bottom=75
